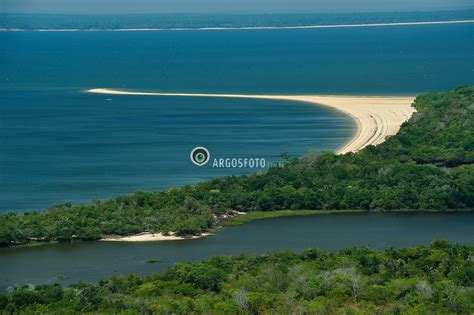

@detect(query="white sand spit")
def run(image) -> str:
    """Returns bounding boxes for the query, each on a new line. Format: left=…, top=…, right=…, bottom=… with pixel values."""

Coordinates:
left=86, top=88, right=415, bottom=154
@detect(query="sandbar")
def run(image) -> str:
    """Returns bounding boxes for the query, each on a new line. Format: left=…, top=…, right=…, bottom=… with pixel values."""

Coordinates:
left=86, top=88, right=416, bottom=154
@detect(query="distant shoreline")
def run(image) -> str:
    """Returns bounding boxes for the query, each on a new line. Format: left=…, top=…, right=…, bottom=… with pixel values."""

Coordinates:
left=1, top=19, right=472, bottom=32
left=86, top=88, right=416, bottom=154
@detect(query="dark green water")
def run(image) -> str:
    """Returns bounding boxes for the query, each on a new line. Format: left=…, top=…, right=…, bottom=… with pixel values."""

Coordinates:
left=0, top=212, right=472, bottom=290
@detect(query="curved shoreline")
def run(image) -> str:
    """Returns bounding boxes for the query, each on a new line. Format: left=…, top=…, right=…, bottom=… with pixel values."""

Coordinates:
left=86, top=88, right=415, bottom=154
left=1, top=19, right=472, bottom=32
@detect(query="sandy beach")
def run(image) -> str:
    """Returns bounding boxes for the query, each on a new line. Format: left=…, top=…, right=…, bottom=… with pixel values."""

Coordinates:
left=86, top=88, right=416, bottom=154
left=101, top=232, right=211, bottom=242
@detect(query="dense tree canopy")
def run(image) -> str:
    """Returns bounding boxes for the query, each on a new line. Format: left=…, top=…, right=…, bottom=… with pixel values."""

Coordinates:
left=1, top=241, right=472, bottom=314
left=0, top=86, right=473, bottom=247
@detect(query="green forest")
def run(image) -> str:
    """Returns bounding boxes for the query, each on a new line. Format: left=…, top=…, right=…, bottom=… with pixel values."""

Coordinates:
left=1, top=241, right=472, bottom=314
left=1, top=86, right=473, bottom=247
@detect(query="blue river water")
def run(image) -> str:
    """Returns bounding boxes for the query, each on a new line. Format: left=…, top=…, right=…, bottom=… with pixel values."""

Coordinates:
left=1, top=23, right=472, bottom=211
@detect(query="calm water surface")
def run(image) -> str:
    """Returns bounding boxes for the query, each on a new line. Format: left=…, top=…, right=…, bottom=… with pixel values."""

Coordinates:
left=1, top=24, right=472, bottom=93
left=0, top=212, right=472, bottom=289
left=1, top=23, right=472, bottom=210
left=0, top=23, right=473, bottom=289
left=0, top=91, right=353, bottom=210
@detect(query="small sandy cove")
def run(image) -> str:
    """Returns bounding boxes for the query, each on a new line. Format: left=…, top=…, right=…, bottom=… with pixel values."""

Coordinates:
left=86, top=88, right=416, bottom=154
left=101, top=232, right=211, bottom=242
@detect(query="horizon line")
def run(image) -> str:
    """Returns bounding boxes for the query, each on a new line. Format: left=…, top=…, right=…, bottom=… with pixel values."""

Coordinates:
left=1, top=19, right=473, bottom=32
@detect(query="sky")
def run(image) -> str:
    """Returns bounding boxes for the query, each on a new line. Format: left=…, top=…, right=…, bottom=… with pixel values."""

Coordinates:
left=1, top=0, right=473, bottom=14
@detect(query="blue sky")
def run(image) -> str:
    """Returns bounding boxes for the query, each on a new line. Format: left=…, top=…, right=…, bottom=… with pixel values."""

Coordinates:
left=1, top=0, right=472, bottom=14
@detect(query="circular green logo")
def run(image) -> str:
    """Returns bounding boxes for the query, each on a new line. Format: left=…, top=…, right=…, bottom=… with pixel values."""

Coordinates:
left=190, top=147, right=210, bottom=167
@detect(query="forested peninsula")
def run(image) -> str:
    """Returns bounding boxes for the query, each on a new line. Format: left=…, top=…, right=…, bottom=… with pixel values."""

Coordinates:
left=1, top=86, right=473, bottom=247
